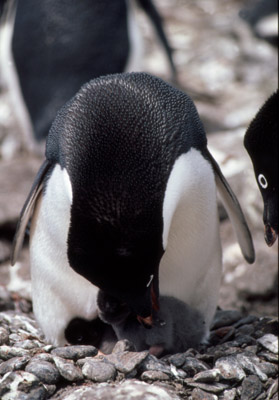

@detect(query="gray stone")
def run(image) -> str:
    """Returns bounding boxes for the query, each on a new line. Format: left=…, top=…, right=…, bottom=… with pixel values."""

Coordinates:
left=240, top=375, right=262, bottom=400
left=0, top=370, right=48, bottom=400
left=25, top=360, right=60, bottom=384
left=257, top=334, right=278, bottom=354
left=106, top=350, right=149, bottom=374
left=193, top=368, right=221, bottom=383
left=266, top=380, right=278, bottom=400
left=82, top=359, right=116, bottom=382
left=192, top=387, right=218, bottom=400
left=59, top=379, right=180, bottom=399
left=32, top=353, right=54, bottom=363
left=215, top=356, right=246, bottom=381
left=0, top=344, right=29, bottom=360
left=51, top=345, right=98, bottom=360
left=112, top=339, right=136, bottom=353
left=236, top=353, right=268, bottom=381
left=182, top=356, right=209, bottom=376
left=13, top=339, right=40, bottom=349
left=185, top=380, right=229, bottom=394
left=167, top=352, right=187, bottom=367
left=0, top=327, right=9, bottom=345
left=140, top=354, right=172, bottom=376
left=221, top=388, right=237, bottom=400
left=0, top=355, right=30, bottom=375
left=257, top=351, right=278, bottom=363
left=53, top=355, right=83, bottom=382
left=258, top=362, right=278, bottom=378
left=141, top=370, right=170, bottom=381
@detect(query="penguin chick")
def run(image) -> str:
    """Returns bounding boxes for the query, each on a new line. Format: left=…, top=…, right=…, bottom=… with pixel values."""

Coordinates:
left=244, top=90, right=278, bottom=246
left=97, top=291, right=206, bottom=357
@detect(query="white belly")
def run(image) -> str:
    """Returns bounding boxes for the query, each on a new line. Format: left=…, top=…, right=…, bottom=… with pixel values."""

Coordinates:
left=30, top=165, right=98, bottom=345
left=160, top=149, right=222, bottom=335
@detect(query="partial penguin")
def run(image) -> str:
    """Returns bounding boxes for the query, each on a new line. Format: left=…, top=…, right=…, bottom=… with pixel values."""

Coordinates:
left=11, top=72, right=255, bottom=347
left=0, top=0, right=176, bottom=151
left=244, top=90, right=278, bottom=246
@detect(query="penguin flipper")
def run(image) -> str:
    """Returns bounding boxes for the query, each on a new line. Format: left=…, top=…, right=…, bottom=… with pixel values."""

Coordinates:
left=136, top=0, right=177, bottom=80
left=11, top=160, right=52, bottom=266
left=204, top=148, right=255, bottom=264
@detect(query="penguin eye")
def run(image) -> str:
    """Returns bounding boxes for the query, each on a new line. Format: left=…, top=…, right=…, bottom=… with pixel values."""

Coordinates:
left=258, top=174, right=268, bottom=189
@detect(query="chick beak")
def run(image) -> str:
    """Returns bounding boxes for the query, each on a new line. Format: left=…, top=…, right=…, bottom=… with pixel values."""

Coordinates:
left=264, top=224, right=277, bottom=247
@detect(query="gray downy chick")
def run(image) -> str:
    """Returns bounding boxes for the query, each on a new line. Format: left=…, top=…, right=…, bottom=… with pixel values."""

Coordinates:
left=97, top=290, right=206, bottom=357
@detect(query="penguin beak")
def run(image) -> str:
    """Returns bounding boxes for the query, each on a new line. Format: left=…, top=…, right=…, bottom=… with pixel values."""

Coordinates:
left=137, top=314, right=153, bottom=327
left=136, top=282, right=160, bottom=327
left=264, top=224, right=278, bottom=247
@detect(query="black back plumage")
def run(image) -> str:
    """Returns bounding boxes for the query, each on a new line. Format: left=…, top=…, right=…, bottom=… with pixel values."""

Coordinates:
left=244, top=90, right=278, bottom=244
left=46, top=72, right=207, bottom=316
left=12, top=0, right=129, bottom=141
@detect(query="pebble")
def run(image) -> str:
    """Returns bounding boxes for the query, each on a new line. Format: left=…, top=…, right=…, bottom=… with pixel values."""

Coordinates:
left=0, top=355, right=30, bottom=375
left=192, top=387, right=218, bottom=400
left=193, top=368, right=221, bottom=383
left=257, top=334, right=278, bottom=354
left=106, top=350, right=149, bottom=374
left=221, top=388, right=237, bottom=400
left=51, top=344, right=98, bottom=360
left=0, top=344, right=29, bottom=360
left=185, top=380, right=229, bottom=394
left=141, top=370, right=170, bottom=381
left=0, top=307, right=278, bottom=399
left=215, top=356, right=246, bottom=381
left=0, top=327, right=9, bottom=345
left=53, top=355, right=83, bottom=382
left=25, top=360, right=60, bottom=384
left=82, top=359, right=116, bottom=382
left=240, top=375, right=262, bottom=400
left=0, top=370, right=48, bottom=400
left=182, top=356, right=209, bottom=376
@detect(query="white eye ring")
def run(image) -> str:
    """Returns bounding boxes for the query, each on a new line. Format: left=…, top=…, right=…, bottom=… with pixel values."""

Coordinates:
left=258, top=174, right=268, bottom=189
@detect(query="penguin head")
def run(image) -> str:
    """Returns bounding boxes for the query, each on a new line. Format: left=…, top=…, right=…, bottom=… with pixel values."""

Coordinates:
left=244, top=90, right=278, bottom=246
left=46, top=72, right=205, bottom=321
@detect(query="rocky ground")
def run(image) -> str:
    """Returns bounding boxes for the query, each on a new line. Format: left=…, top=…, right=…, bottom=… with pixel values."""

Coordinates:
left=0, top=0, right=278, bottom=398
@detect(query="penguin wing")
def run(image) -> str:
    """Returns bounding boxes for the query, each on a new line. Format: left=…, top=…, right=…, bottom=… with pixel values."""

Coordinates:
left=204, top=148, right=255, bottom=264
left=11, top=160, right=52, bottom=266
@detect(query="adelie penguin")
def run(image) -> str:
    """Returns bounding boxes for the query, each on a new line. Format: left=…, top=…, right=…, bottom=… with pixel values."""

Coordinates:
left=11, top=72, right=255, bottom=350
left=0, top=0, right=176, bottom=150
left=244, top=90, right=278, bottom=247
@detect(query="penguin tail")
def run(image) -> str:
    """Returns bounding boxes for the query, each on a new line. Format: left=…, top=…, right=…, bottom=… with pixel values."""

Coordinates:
left=204, top=148, right=255, bottom=264
left=10, top=160, right=52, bottom=266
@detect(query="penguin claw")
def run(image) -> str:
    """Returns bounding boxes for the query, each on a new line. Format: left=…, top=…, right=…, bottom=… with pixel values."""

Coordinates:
left=264, top=224, right=277, bottom=247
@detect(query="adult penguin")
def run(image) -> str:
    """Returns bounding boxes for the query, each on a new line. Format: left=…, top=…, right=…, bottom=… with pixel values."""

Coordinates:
left=0, top=0, right=176, bottom=150
left=244, top=90, right=278, bottom=246
left=11, top=72, right=255, bottom=347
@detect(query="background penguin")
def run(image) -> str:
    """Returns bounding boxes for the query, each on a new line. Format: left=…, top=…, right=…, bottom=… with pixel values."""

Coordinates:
left=0, top=0, right=176, bottom=151
left=244, top=90, right=278, bottom=246
left=11, top=72, right=254, bottom=347
left=97, top=291, right=205, bottom=357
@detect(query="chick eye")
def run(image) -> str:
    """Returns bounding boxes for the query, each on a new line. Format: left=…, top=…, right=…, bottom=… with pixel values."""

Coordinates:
left=258, top=174, right=268, bottom=189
